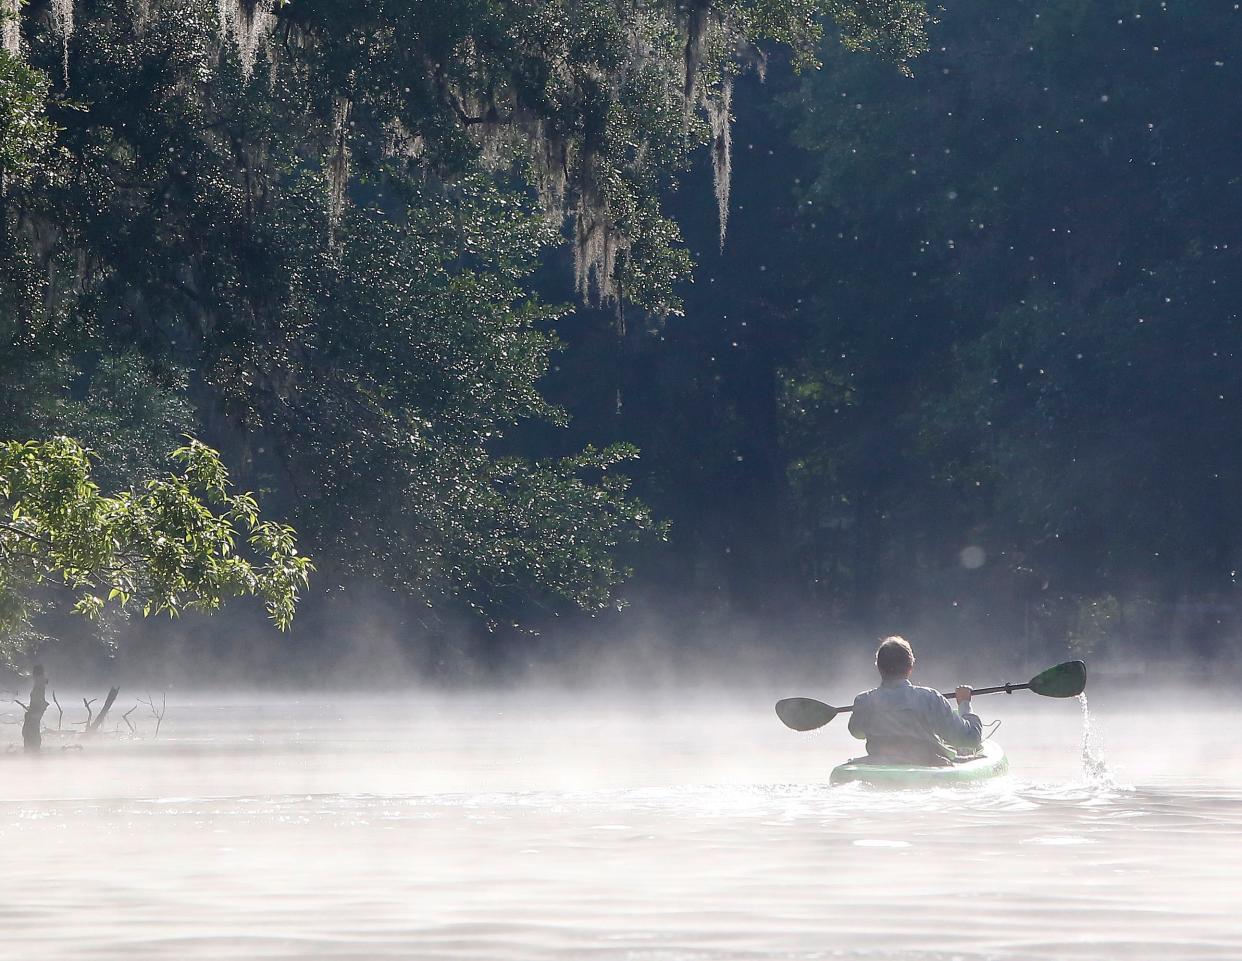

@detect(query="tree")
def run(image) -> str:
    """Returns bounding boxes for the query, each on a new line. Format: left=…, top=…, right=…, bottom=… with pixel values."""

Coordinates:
left=0, top=0, right=929, bottom=633
left=0, top=436, right=311, bottom=662
left=0, top=36, right=54, bottom=188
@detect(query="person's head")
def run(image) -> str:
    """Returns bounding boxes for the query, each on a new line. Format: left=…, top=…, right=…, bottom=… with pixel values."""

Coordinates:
left=875, top=636, right=915, bottom=680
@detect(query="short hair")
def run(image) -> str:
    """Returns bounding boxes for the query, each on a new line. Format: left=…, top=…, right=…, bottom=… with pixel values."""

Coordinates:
left=876, top=636, right=914, bottom=678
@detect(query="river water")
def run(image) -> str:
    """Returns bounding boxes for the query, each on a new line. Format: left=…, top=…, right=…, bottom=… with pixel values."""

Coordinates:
left=1, top=688, right=1239, bottom=960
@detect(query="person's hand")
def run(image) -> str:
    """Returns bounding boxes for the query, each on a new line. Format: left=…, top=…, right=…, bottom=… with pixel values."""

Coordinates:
left=955, top=685, right=973, bottom=706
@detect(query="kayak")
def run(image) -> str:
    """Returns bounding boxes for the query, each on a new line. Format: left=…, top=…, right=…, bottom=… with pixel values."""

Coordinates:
left=829, top=740, right=1008, bottom=788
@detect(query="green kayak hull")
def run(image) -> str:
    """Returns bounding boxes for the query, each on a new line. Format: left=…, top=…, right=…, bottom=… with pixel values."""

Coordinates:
left=829, top=740, right=1008, bottom=788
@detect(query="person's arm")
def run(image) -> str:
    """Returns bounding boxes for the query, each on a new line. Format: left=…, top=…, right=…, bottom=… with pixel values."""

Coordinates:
left=847, top=695, right=867, bottom=740
left=930, top=686, right=982, bottom=751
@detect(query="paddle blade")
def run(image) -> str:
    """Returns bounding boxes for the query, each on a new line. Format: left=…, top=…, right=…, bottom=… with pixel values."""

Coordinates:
left=1028, top=659, right=1087, bottom=698
left=775, top=697, right=838, bottom=731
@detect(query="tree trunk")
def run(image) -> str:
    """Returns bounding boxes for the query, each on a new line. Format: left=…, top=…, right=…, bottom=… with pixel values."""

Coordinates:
left=21, top=665, right=48, bottom=753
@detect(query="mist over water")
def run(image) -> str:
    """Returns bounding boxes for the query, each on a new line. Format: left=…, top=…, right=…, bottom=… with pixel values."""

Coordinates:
left=1, top=686, right=1239, bottom=960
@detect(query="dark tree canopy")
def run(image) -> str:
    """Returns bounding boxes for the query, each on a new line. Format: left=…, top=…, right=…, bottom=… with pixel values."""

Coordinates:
left=7, top=0, right=1235, bottom=673
left=774, top=0, right=1242, bottom=656
left=523, top=0, right=1242, bottom=670
left=0, top=1, right=928, bottom=643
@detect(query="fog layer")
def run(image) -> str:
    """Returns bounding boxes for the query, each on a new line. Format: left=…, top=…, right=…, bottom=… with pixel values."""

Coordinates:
left=2, top=689, right=1239, bottom=960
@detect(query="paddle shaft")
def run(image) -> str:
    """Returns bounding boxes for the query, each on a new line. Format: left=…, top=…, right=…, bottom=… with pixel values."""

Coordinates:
left=827, top=681, right=1030, bottom=716
left=955, top=681, right=1030, bottom=698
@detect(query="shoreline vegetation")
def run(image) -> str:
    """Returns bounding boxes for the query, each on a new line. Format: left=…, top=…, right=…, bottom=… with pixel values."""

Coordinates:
left=2, top=1, right=1240, bottom=680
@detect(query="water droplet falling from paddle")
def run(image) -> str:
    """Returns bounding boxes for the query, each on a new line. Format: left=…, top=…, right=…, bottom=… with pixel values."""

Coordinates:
left=1078, top=693, right=1115, bottom=787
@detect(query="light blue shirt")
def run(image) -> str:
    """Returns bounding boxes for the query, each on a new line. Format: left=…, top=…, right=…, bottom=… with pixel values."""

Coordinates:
left=848, top=677, right=983, bottom=759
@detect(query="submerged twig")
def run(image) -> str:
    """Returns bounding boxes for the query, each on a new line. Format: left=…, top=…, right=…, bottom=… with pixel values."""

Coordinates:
left=121, top=706, right=137, bottom=735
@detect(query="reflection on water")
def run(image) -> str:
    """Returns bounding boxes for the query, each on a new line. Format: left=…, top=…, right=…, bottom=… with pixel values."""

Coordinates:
left=1, top=691, right=1240, bottom=960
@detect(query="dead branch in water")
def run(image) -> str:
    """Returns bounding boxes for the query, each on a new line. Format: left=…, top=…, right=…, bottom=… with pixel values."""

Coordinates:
left=139, top=693, right=167, bottom=738
left=1, top=690, right=28, bottom=728
left=86, top=687, right=120, bottom=734
left=51, top=691, right=63, bottom=730
left=121, top=706, right=137, bottom=735
left=3, top=698, right=27, bottom=728
left=79, top=697, right=97, bottom=729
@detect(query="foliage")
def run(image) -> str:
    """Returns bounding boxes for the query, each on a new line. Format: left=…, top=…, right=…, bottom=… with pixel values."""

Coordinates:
left=0, top=436, right=311, bottom=661
left=0, top=0, right=925, bottom=633
left=0, top=44, right=55, bottom=187
left=778, top=0, right=1242, bottom=643
left=822, top=0, right=928, bottom=71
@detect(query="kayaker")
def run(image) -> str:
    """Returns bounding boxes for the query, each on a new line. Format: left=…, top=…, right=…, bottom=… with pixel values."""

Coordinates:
left=847, top=636, right=983, bottom=765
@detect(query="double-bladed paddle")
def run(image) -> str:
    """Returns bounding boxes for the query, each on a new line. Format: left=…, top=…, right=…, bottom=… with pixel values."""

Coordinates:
left=774, top=659, right=1087, bottom=732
